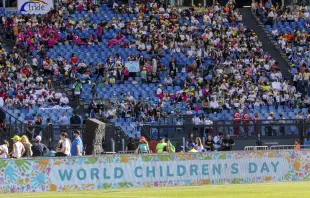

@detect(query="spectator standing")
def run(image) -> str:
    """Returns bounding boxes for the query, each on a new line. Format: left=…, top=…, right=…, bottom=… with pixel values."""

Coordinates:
left=304, top=132, right=310, bottom=146
left=205, top=135, right=215, bottom=151
left=56, top=132, right=71, bottom=156
left=70, top=111, right=82, bottom=125
left=214, top=132, right=223, bottom=151
left=267, top=112, right=275, bottom=136
left=222, top=135, right=235, bottom=151
left=31, top=135, right=49, bottom=157
left=156, top=137, right=167, bottom=153
left=179, top=146, right=185, bottom=153
left=71, top=130, right=83, bottom=156
left=126, top=137, right=136, bottom=152
left=185, top=133, right=195, bottom=152
left=195, top=137, right=204, bottom=152
left=73, top=79, right=82, bottom=104
left=136, top=136, right=149, bottom=153
left=21, top=135, right=33, bottom=157
left=294, top=139, right=301, bottom=150
left=0, top=140, right=9, bottom=159
left=242, top=110, right=251, bottom=136
left=279, top=114, right=286, bottom=136
left=10, top=135, right=25, bottom=158
left=188, top=143, right=198, bottom=153
left=167, top=139, right=175, bottom=153
left=233, top=109, right=241, bottom=136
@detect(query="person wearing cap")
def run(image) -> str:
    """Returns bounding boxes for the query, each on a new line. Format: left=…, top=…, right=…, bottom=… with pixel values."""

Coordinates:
left=188, top=143, right=198, bottom=153
left=156, top=137, right=167, bottom=153
left=71, top=130, right=83, bottom=156
left=179, top=146, right=185, bottom=153
left=136, top=136, right=149, bottom=153
left=9, top=135, right=25, bottom=158
left=0, top=140, right=9, bottom=159
left=32, top=135, right=49, bottom=157
left=156, top=84, right=163, bottom=97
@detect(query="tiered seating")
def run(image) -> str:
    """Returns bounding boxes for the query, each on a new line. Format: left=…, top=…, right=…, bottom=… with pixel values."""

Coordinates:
left=258, top=8, right=310, bottom=69
left=3, top=107, right=74, bottom=124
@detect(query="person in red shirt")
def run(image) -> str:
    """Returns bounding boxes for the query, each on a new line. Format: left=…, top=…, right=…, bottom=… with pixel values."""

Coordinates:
left=253, top=112, right=260, bottom=136
left=21, top=66, right=30, bottom=76
left=71, top=53, right=78, bottom=65
left=233, top=109, right=241, bottom=136
left=243, top=110, right=251, bottom=136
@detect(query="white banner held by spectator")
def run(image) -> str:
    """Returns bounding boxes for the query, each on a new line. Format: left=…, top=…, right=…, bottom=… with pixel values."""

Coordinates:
left=18, top=0, right=54, bottom=14
left=272, top=82, right=281, bottom=90
left=125, top=61, right=140, bottom=72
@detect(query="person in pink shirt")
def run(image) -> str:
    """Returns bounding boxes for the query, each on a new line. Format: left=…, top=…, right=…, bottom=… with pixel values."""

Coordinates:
left=122, top=66, right=130, bottom=81
left=73, top=33, right=83, bottom=45
left=77, top=3, right=83, bottom=12
left=108, top=32, right=125, bottom=48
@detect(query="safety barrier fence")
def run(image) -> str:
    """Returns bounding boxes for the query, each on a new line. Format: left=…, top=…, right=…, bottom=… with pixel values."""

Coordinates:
left=245, top=145, right=310, bottom=150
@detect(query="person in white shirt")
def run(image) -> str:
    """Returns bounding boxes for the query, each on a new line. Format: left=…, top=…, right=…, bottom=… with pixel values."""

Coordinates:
left=213, top=133, right=223, bottom=151
left=10, top=135, right=25, bottom=158
left=0, top=140, right=9, bottom=159
left=156, top=84, right=163, bottom=96
left=192, top=115, right=201, bottom=125
left=54, top=89, right=62, bottom=102
left=56, top=132, right=71, bottom=156
left=59, top=93, right=69, bottom=106
left=164, top=75, right=173, bottom=86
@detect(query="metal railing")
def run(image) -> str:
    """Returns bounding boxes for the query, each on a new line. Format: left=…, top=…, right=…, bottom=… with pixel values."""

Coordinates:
left=244, top=146, right=269, bottom=151
left=245, top=145, right=310, bottom=150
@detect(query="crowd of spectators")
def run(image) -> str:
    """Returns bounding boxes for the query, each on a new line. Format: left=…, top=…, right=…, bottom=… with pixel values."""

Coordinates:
left=84, top=2, right=310, bottom=123
left=252, top=1, right=310, bottom=97
left=0, top=0, right=309, bottom=143
left=126, top=133, right=235, bottom=154
left=0, top=129, right=83, bottom=159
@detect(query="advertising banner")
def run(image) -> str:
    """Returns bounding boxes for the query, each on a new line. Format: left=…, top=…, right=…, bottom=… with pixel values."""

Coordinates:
left=0, top=151, right=310, bottom=193
left=18, top=0, right=54, bottom=15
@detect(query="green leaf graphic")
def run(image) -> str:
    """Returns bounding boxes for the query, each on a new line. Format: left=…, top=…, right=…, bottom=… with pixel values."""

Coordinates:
left=84, top=157, right=98, bottom=164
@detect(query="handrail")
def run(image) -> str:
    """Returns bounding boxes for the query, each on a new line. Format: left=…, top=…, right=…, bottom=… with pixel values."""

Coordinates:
left=0, top=107, right=24, bottom=125
left=269, top=145, right=310, bottom=150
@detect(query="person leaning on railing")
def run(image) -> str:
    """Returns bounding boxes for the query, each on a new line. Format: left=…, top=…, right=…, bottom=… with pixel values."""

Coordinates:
left=136, top=136, right=149, bottom=153
left=294, top=139, right=301, bottom=150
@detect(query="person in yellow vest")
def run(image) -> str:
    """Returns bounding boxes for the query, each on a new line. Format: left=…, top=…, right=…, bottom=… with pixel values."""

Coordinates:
left=188, top=143, right=198, bottom=153
left=156, top=137, right=167, bottom=153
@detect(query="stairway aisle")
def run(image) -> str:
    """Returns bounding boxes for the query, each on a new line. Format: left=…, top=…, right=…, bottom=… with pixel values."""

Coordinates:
left=240, top=8, right=291, bottom=79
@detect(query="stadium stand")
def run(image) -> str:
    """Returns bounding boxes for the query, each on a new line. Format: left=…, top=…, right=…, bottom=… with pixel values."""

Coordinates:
left=0, top=1, right=309, bottom=141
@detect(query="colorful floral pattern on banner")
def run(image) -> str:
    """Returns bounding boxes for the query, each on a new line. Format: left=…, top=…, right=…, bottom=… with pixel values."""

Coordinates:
left=0, top=150, right=310, bottom=193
